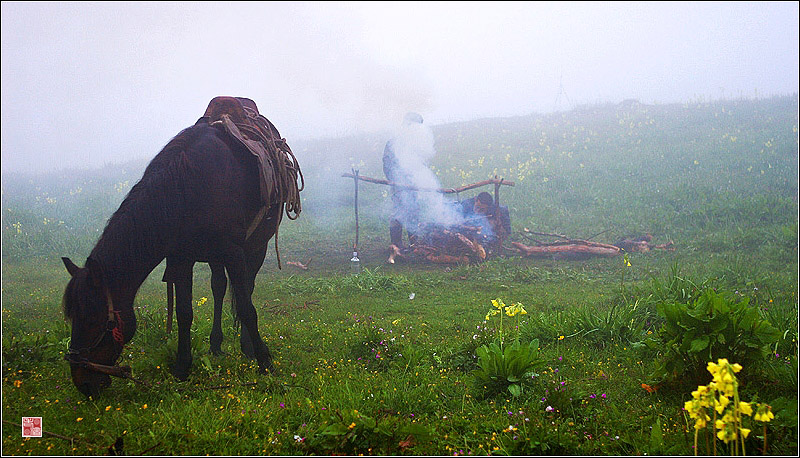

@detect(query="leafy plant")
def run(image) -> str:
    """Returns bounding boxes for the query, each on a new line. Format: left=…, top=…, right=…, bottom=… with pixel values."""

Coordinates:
left=472, top=299, right=544, bottom=397
left=648, top=263, right=715, bottom=305
left=647, top=289, right=781, bottom=384
left=473, top=338, right=543, bottom=398
left=306, top=409, right=431, bottom=455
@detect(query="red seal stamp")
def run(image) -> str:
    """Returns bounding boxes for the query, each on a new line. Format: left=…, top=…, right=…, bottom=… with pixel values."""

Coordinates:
left=22, top=417, right=42, bottom=438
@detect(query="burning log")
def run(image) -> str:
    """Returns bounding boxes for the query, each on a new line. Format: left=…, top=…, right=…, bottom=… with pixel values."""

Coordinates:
left=423, top=253, right=469, bottom=264
left=387, top=223, right=490, bottom=264
left=444, top=229, right=487, bottom=260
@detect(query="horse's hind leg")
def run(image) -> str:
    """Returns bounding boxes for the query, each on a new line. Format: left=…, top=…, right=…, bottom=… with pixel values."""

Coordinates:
left=224, top=242, right=274, bottom=374
left=170, top=260, right=195, bottom=381
left=240, top=216, right=276, bottom=360
left=240, top=320, right=256, bottom=359
left=209, top=262, right=227, bottom=356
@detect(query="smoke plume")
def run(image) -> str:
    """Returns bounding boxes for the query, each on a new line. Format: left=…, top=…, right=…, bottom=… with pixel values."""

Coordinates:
left=387, top=116, right=464, bottom=231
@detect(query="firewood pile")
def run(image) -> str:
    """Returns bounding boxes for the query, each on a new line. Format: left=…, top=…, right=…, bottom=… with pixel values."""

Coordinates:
left=388, top=222, right=493, bottom=265
left=511, top=230, right=674, bottom=260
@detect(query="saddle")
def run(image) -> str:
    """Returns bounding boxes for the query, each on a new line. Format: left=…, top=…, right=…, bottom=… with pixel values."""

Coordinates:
left=199, top=96, right=302, bottom=215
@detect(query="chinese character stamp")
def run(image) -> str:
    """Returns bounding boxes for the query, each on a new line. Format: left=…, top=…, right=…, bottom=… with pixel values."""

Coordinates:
left=22, top=417, right=42, bottom=438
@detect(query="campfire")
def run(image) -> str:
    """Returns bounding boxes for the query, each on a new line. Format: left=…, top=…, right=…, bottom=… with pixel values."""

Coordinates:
left=389, top=222, right=489, bottom=264
left=342, top=172, right=514, bottom=265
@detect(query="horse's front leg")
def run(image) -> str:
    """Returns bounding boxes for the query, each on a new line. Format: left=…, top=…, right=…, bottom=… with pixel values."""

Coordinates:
left=209, top=262, right=227, bottom=356
left=171, top=260, right=195, bottom=381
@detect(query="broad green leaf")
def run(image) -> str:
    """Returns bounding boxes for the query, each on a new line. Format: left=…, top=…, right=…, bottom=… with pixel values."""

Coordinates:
left=689, top=335, right=710, bottom=352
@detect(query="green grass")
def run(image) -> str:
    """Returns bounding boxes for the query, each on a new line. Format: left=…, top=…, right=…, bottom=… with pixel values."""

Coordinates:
left=2, top=95, right=798, bottom=455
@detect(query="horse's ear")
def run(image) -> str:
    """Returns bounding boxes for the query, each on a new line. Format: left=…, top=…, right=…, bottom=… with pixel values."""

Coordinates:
left=62, top=257, right=80, bottom=277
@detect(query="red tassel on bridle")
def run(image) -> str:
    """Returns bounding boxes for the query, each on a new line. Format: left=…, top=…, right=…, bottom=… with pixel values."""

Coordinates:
left=111, top=309, right=124, bottom=345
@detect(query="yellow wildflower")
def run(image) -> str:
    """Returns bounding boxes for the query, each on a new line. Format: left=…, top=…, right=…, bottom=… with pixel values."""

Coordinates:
left=754, top=404, right=774, bottom=422
left=739, top=401, right=753, bottom=416
left=715, top=394, right=730, bottom=414
left=505, top=304, right=518, bottom=317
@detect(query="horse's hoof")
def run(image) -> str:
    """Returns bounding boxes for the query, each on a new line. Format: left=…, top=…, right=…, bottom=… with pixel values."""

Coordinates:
left=170, top=365, right=190, bottom=381
left=241, top=346, right=256, bottom=359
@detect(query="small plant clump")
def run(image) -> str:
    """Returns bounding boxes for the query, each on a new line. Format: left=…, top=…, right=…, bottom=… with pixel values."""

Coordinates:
left=472, top=299, right=545, bottom=397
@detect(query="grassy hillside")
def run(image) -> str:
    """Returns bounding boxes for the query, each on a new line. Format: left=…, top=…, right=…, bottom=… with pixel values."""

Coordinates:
left=1, top=95, right=797, bottom=455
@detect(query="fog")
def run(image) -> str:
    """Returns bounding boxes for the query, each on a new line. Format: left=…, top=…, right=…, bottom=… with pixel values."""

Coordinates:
left=1, top=1, right=798, bottom=175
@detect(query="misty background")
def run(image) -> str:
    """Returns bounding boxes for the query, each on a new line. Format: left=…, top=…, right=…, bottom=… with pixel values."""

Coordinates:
left=2, top=1, right=798, bottom=176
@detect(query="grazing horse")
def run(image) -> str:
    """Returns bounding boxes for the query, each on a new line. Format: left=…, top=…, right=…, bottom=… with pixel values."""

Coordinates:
left=61, top=99, right=302, bottom=396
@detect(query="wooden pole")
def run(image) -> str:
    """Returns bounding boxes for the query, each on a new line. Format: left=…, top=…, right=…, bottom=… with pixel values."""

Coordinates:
left=352, top=168, right=360, bottom=251
left=341, top=173, right=514, bottom=194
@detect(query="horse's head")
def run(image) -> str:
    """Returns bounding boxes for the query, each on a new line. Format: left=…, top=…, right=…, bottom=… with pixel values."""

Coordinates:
left=62, top=257, right=124, bottom=397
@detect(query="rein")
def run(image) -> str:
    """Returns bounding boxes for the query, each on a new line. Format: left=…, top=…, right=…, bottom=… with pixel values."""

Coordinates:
left=65, top=289, right=130, bottom=379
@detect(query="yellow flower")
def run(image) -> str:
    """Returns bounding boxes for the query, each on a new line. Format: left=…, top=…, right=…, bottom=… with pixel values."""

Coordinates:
left=558, top=335, right=565, bottom=340
left=142, top=404, right=148, bottom=409
left=105, top=405, right=112, bottom=411
left=717, top=428, right=736, bottom=443
left=76, top=418, right=83, bottom=422
left=754, top=404, right=775, bottom=422
left=691, top=385, right=709, bottom=399
left=694, top=416, right=708, bottom=429
left=740, top=427, right=751, bottom=438
left=684, top=400, right=696, bottom=413
left=348, top=422, right=356, bottom=430
left=739, top=401, right=753, bottom=416
left=715, top=394, right=730, bottom=414
left=492, top=299, right=505, bottom=310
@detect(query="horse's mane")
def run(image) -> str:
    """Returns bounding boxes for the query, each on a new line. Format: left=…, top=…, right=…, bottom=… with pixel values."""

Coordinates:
left=87, top=124, right=209, bottom=287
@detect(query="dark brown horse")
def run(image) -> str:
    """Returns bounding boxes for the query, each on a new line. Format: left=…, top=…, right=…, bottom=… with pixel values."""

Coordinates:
left=61, top=100, right=301, bottom=396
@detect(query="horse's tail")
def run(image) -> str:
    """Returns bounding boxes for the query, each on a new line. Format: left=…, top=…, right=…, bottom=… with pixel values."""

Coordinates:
left=228, top=281, right=241, bottom=329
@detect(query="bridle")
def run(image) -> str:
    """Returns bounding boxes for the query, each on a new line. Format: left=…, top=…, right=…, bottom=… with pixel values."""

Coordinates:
left=64, top=288, right=128, bottom=376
